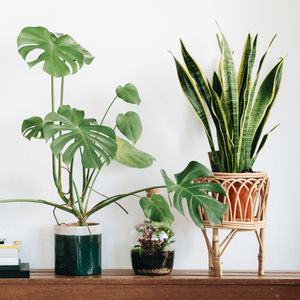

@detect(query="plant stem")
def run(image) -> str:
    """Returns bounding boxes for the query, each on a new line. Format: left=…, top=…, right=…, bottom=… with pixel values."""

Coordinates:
left=58, top=76, right=65, bottom=185
left=0, top=199, right=76, bottom=216
left=84, top=169, right=101, bottom=214
left=85, top=185, right=166, bottom=218
left=51, top=76, right=55, bottom=112
left=100, top=96, right=118, bottom=126
left=60, top=76, right=64, bottom=106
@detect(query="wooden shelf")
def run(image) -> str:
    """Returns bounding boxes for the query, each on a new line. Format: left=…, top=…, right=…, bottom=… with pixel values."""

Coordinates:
left=1, top=269, right=300, bottom=299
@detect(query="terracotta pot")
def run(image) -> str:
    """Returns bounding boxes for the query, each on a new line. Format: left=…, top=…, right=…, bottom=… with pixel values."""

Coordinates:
left=228, top=180, right=255, bottom=221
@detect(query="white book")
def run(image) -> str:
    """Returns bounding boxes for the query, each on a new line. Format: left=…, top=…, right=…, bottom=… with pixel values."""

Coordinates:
left=0, top=257, right=19, bottom=266
left=0, top=248, right=18, bottom=258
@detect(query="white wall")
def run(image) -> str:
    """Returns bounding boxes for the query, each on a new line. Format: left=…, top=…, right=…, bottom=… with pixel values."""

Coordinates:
left=1, top=0, right=299, bottom=271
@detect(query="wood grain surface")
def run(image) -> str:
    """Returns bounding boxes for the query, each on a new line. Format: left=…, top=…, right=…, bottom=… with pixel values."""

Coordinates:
left=0, top=269, right=299, bottom=299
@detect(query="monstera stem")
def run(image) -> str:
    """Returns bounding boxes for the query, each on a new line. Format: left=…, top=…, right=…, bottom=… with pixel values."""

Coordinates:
left=69, top=158, right=81, bottom=217
left=60, top=76, right=64, bottom=106
left=100, top=96, right=118, bottom=125
left=51, top=76, right=55, bottom=112
left=84, top=169, right=101, bottom=214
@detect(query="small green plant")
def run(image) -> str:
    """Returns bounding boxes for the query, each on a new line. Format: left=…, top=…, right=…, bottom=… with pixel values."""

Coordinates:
left=133, top=220, right=175, bottom=255
left=172, top=26, right=285, bottom=172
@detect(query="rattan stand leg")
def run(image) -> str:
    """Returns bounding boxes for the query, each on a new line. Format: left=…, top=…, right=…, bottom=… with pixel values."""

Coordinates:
left=258, top=228, right=265, bottom=275
left=212, top=229, right=222, bottom=277
left=201, top=228, right=223, bottom=277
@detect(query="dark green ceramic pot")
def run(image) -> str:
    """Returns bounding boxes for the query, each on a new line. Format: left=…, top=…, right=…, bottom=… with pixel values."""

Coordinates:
left=54, top=223, right=102, bottom=276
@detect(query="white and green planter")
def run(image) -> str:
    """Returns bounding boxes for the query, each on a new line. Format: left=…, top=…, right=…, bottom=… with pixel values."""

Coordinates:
left=54, top=223, right=102, bottom=276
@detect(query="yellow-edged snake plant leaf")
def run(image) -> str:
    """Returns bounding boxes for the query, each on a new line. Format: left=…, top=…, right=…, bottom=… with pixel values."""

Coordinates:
left=116, top=111, right=142, bottom=145
left=17, top=26, right=94, bottom=78
left=43, top=105, right=117, bottom=169
left=140, top=194, right=174, bottom=227
left=171, top=53, right=222, bottom=172
left=114, top=136, right=155, bottom=168
left=161, top=161, right=227, bottom=230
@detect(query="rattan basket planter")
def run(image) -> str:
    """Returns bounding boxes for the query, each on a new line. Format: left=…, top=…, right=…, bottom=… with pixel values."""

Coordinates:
left=195, top=172, right=270, bottom=277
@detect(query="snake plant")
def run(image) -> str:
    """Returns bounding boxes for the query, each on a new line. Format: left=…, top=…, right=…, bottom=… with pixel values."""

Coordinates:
left=172, top=29, right=284, bottom=173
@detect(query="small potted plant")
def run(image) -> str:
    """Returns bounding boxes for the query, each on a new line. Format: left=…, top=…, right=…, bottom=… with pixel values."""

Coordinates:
left=171, top=26, right=285, bottom=222
left=1, top=26, right=155, bottom=276
left=130, top=189, right=175, bottom=275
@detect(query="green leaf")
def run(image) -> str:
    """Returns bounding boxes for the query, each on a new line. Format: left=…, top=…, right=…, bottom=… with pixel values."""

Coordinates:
left=174, top=161, right=215, bottom=185
left=180, top=39, right=211, bottom=107
left=171, top=52, right=222, bottom=171
left=139, top=194, right=174, bottom=227
left=250, top=123, right=280, bottom=167
left=249, top=59, right=284, bottom=159
left=22, top=116, right=45, bottom=140
left=219, top=30, right=239, bottom=172
left=161, top=161, right=227, bottom=230
left=43, top=105, right=117, bottom=168
left=116, top=83, right=141, bottom=105
left=116, top=111, right=142, bottom=145
left=17, top=26, right=94, bottom=78
left=114, top=136, right=155, bottom=168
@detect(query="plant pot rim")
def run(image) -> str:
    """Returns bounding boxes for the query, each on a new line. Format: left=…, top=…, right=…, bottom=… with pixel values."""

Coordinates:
left=212, top=171, right=267, bottom=179
left=54, top=222, right=102, bottom=236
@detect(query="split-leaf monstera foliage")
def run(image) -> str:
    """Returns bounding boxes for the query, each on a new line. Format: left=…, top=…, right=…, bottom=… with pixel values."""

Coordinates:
left=7, top=26, right=155, bottom=225
left=172, top=28, right=284, bottom=173
left=0, top=26, right=228, bottom=230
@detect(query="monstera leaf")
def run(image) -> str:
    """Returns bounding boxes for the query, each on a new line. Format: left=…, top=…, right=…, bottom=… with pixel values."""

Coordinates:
left=17, top=26, right=94, bottom=77
left=114, top=136, right=155, bottom=168
left=116, top=111, right=142, bottom=145
left=40, top=105, right=117, bottom=169
left=140, top=194, right=174, bottom=227
left=161, top=161, right=227, bottom=230
left=22, top=116, right=45, bottom=140
left=116, top=83, right=141, bottom=105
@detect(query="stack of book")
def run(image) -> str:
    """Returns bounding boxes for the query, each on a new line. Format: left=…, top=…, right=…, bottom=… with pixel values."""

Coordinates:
left=0, top=238, right=30, bottom=278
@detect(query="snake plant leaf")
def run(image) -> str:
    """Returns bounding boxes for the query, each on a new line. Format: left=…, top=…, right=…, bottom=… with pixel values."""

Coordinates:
left=219, top=30, right=239, bottom=172
left=114, top=136, right=155, bottom=168
left=207, top=81, right=232, bottom=172
left=247, top=59, right=284, bottom=162
left=140, top=194, right=174, bottom=227
left=161, top=161, right=227, bottom=230
left=180, top=39, right=211, bottom=107
left=43, top=105, right=117, bottom=168
left=22, top=116, right=45, bottom=140
left=116, top=111, right=142, bottom=145
left=250, top=123, right=280, bottom=167
left=17, top=26, right=94, bottom=78
left=237, top=35, right=258, bottom=172
left=171, top=53, right=222, bottom=172
left=116, top=83, right=141, bottom=105
left=237, top=33, right=253, bottom=99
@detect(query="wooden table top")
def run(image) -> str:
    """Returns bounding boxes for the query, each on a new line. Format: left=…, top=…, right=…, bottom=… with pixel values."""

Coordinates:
left=1, top=269, right=300, bottom=299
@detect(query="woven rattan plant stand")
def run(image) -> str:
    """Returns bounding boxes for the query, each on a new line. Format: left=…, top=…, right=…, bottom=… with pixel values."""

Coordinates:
left=196, top=172, right=270, bottom=278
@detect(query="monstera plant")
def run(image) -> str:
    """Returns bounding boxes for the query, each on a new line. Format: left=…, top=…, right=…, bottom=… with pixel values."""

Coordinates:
left=0, top=26, right=227, bottom=232
left=0, top=26, right=155, bottom=226
left=172, top=28, right=284, bottom=173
